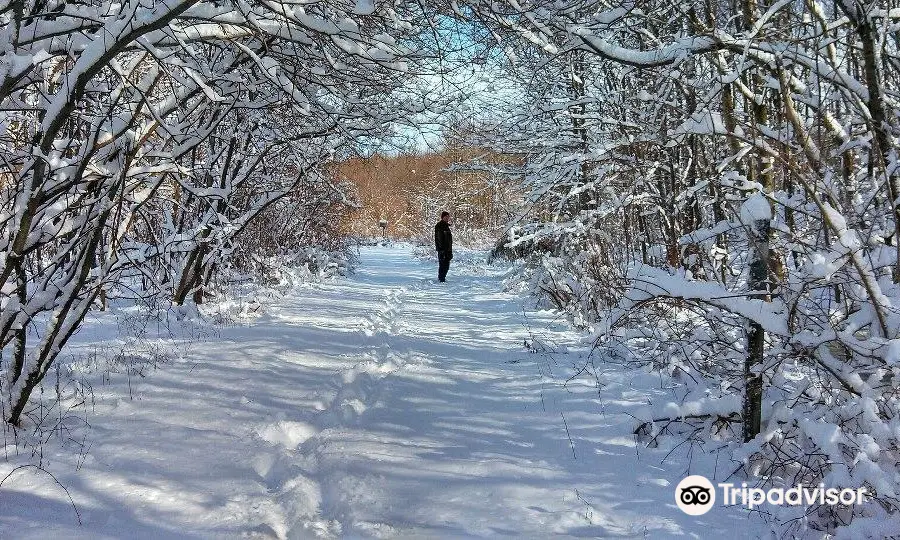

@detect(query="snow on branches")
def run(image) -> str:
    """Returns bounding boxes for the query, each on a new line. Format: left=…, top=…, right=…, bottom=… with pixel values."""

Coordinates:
left=461, top=0, right=900, bottom=534
left=0, top=1, right=426, bottom=426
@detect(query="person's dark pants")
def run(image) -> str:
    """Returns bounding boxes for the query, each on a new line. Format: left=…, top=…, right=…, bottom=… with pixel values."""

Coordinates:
left=438, top=252, right=451, bottom=282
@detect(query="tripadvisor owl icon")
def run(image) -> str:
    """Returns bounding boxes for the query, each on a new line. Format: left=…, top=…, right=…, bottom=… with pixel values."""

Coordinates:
left=675, top=475, right=716, bottom=515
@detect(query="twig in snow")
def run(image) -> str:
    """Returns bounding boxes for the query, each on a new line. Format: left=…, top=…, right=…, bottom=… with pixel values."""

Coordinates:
left=0, top=464, right=82, bottom=525
left=560, top=411, right=576, bottom=460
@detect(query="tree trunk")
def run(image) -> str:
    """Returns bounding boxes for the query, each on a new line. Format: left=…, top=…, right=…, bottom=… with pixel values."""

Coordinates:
left=10, top=259, right=27, bottom=384
left=741, top=0, right=773, bottom=442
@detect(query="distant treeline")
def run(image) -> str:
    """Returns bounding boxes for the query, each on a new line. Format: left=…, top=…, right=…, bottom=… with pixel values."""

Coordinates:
left=333, top=148, right=521, bottom=241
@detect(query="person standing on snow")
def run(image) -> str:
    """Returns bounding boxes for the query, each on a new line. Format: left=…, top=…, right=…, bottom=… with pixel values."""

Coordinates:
left=434, top=211, right=453, bottom=282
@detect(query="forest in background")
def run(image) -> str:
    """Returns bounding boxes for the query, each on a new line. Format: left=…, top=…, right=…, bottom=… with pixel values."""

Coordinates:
left=334, top=147, right=520, bottom=242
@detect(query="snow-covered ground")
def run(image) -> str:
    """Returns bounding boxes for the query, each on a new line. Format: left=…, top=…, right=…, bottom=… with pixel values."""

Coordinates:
left=1, top=245, right=767, bottom=538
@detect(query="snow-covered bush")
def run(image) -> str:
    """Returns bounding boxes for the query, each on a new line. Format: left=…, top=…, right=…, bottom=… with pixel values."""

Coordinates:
left=460, top=0, right=900, bottom=534
left=225, top=176, right=357, bottom=287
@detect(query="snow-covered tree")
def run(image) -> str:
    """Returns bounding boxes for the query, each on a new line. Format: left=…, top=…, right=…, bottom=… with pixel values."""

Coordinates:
left=1, top=0, right=425, bottom=425
left=459, top=0, right=900, bottom=533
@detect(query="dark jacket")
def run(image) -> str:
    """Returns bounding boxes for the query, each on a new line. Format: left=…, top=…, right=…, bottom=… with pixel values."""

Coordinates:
left=434, top=220, right=452, bottom=254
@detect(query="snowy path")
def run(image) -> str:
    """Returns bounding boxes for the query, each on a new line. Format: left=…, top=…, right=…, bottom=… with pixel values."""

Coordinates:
left=1, top=246, right=762, bottom=538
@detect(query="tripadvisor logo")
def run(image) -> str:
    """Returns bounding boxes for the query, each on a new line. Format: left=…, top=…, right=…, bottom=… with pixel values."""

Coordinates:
left=675, top=475, right=870, bottom=515
left=675, top=475, right=716, bottom=515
